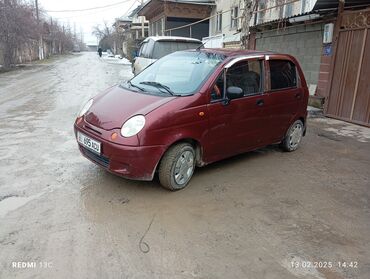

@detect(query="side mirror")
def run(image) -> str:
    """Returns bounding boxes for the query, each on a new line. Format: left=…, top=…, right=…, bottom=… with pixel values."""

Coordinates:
left=227, top=86, right=244, bottom=100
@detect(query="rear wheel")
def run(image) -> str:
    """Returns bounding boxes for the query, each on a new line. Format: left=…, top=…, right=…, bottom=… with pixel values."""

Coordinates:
left=281, top=120, right=304, bottom=152
left=158, top=143, right=195, bottom=191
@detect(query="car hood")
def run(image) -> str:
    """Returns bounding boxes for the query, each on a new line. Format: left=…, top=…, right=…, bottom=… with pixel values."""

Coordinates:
left=85, top=85, right=174, bottom=130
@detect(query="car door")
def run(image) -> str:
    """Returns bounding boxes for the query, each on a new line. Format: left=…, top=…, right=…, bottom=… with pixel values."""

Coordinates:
left=205, top=57, right=268, bottom=163
left=264, top=57, right=303, bottom=142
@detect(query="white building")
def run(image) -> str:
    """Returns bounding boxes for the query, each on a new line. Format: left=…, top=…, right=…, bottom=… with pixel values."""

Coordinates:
left=254, top=0, right=318, bottom=25
left=204, top=0, right=241, bottom=48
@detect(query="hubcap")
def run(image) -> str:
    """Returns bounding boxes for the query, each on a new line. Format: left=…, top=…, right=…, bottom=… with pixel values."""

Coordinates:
left=174, top=150, right=194, bottom=185
left=289, top=123, right=303, bottom=149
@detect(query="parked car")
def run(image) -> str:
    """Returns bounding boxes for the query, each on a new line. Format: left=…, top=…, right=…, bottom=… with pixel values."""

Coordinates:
left=74, top=49, right=308, bottom=190
left=132, top=36, right=203, bottom=75
left=106, top=50, right=114, bottom=58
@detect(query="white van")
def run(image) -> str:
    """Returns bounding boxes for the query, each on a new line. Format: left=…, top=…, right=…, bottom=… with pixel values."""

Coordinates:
left=132, top=36, right=203, bottom=75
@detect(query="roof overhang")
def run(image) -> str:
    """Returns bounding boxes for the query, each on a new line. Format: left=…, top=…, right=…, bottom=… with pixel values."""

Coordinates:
left=138, top=0, right=215, bottom=17
left=313, top=0, right=370, bottom=10
left=252, top=0, right=370, bottom=28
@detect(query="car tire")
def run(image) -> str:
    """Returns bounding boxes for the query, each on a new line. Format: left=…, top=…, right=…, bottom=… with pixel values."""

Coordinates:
left=158, top=143, right=195, bottom=191
left=281, top=120, right=304, bottom=152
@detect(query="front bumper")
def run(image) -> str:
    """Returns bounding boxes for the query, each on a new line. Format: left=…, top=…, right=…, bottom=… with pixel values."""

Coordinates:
left=74, top=123, right=165, bottom=181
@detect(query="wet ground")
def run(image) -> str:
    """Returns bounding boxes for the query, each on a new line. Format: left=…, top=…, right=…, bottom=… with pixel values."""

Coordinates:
left=0, top=52, right=369, bottom=279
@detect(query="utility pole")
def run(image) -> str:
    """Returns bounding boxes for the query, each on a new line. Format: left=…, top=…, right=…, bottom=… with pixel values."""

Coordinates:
left=35, top=0, right=44, bottom=60
left=50, top=17, right=54, bottom=54
left=141, top=0, right=145, bottom=37
left=80, top=26, right=84, bottom=46
left=3, top=0, right=11, bottom=69
left=61, top=24, right=65, bottom=54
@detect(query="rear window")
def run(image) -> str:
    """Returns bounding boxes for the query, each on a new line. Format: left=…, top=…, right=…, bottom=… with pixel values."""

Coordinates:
left=152, top=41, right=202, bottom=59
left=269, top=60, right=297, bottom=90
left=139, top=42, right=149, bottom=58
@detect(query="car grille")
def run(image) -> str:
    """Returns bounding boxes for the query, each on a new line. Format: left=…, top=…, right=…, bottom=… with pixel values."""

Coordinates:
left=82, top=147, right=110, bottom=168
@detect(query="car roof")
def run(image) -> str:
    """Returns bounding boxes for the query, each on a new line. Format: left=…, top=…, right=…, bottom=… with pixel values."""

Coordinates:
left=144, top=36, right=202, bottom=43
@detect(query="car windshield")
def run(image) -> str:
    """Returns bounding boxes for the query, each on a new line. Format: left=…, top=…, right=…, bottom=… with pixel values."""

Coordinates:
left=126, top=51, right=225, bottom=96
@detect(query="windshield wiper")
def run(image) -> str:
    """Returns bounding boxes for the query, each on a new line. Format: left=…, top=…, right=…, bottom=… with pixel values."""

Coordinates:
left=140, top=81, right=174, bottom=96
left=127, top=80, right=145, bottom=92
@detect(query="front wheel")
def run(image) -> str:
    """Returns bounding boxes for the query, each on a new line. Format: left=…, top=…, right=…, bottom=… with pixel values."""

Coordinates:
left=158, top=143, right=195, bottom=191
left=281, top=120, right=304, bottom=152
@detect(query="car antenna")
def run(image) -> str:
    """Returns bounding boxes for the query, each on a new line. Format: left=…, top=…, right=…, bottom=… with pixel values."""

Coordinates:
left=196, top=37, right=212, bottom=51
left=196, top=42, right=205, bottom=51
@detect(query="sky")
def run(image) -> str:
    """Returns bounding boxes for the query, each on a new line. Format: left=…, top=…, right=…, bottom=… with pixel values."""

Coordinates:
left=39, top=0, right=141, bottom=45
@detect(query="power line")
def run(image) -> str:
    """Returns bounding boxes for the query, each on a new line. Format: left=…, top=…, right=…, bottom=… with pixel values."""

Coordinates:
left=123, top=0, right=141, bottom=16
left=47, top=0, right=137, bottom=23
left=50, top=4, right=132, bottom=20
left=45, top=0, right=133, bottom=13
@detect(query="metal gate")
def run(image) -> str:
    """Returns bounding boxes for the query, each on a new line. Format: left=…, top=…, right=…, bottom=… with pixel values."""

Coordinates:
left=325, top=8, right=370, bottom=127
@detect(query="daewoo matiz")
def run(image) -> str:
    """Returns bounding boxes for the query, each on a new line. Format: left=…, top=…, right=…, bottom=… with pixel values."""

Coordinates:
left=74, top=49, right=308, bottom=190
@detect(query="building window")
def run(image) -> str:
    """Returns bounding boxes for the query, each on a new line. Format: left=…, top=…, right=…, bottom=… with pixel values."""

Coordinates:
left=161, top=17, right=165, bottom=35
left=230, top=6, right=238, bottom=29
left=151, top=18, right=164, bottom=36
left=216, top=11, right=222, bottom=33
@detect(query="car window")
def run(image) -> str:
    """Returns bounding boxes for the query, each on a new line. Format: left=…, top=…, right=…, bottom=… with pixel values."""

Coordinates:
left=211, top=72, right=225, bottom=101
left=226, top=60, right=263, bottom=96
left=269, top=60, right=297, bottom=90
left=152, top=41, right=202, bottom=59
left=139, top=42, right=149, bottom=58
left=176, top=42, right=202, bottom=52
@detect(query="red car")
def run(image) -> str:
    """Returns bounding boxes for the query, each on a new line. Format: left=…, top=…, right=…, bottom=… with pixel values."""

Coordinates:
left=74, top=49, right=308, bottom=190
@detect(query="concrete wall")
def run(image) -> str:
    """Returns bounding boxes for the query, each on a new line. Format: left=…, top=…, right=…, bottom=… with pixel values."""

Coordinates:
left=255, top=23, right=324, bottom=91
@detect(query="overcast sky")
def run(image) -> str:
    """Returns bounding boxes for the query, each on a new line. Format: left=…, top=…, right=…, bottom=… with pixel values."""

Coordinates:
left=39, top=0, right=140, bottom=45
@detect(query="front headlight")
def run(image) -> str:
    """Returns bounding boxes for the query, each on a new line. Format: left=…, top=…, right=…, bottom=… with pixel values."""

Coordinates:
left=121, top=115, right=146, bottom=137
left=78, top=99, right=93, bottom=117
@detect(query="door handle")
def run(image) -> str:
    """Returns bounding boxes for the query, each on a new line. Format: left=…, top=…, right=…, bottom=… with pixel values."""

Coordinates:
left=295, top=93, right=302, bottom=100
left=256, top=99, right=264, bottom=106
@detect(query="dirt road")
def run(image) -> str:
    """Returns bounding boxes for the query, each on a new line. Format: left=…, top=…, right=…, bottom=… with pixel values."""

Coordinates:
left=0, top=53, right=369, bottom=279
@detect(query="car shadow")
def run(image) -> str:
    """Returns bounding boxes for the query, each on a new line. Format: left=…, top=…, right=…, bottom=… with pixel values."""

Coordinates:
left=78, top=144, right=284, bottom=223
left=195, top=144, right=282, bottom=175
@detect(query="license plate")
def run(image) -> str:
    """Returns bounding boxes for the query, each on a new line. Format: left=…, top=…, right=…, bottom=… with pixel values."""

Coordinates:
left=77, top=132, right=101, bottom=154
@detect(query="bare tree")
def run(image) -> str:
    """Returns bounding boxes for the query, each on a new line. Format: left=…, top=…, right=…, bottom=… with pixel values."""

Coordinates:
left=0, top=0, right=75, bottom=69
left=239, top=0, right=291, bottom=49
left=239, top=0, right=258, bottom=49
left=0, top=0, right=40, bottom=68
left=92, top=21, right=122, bottom=52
